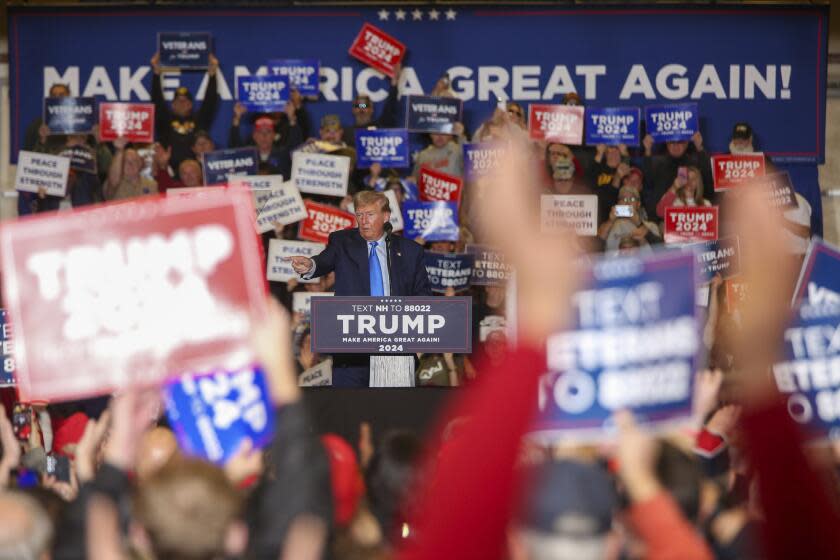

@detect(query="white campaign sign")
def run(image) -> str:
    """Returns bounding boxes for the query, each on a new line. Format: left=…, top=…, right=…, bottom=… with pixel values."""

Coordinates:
left=15, top=151, right=71, bottom=197
left=266, top=239, right=325, bottom=283
left=540, top=195, right=598, bottom=236
left=291, top=152, right=351, bottom=197
left=298, top=358, right=333, bottom=387
left=230, top=176, right=307, bottom=233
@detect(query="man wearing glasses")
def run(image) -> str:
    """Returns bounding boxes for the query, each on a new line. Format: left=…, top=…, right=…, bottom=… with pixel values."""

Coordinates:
left=342, top=64, right=403, bottom=146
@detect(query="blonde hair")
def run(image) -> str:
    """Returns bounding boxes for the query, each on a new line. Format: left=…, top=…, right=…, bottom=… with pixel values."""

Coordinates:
left=353, top=190, right=391, bottom=213
left=679, top=166, right=707, bottom=206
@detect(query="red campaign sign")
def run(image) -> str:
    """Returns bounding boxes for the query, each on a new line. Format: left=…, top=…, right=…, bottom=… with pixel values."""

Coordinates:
left=298, top=200, right=355, bottom=244
left=418, top=167, right=463, bottom=204
left=664, top=206, right=719, bottom=244
left=98, top=102, right=155, bottom=143
left=348, top=22, right=406, bottom=79
left=528, top=104, right=585, bottom=144
left=0, top=189, right=267, bottom=402
left=711, top=153, right=766, bottom=191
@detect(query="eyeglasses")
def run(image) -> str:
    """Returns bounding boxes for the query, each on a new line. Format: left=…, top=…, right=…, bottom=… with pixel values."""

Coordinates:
left=507, top=109, right=523, bottom=117
left=353, top=103, right=370, bottom=110
left=620, top=197, right=639, bottom=202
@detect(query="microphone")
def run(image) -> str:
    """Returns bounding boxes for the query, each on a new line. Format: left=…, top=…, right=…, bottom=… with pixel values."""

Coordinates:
left=384, top=222, right=394, bottom=293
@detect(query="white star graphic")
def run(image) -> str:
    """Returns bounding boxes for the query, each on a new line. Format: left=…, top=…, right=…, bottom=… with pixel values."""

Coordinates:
left=377, top=9, right=389, bottom=21
left=445, top=9, right=457, bottom=20
left=411, top=9, right=423, bottom=21
left=428, top=9, right=440, bottom=20
left=394, top=9, right=406, bottom=21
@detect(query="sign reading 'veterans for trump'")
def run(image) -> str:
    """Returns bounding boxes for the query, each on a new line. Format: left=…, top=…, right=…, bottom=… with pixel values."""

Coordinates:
left=405, top=95, right=463, bottom=134
left=0, top=189, right=267, bottom=402
left=203, top=147, right=258, bottom=186
left=158, top=31, right=212, bottom=69
left=43, top=97, right=96, bottom=135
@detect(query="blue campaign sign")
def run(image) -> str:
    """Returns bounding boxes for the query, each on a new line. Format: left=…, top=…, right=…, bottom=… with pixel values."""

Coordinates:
left=43, top=97, right=96, bottom=134
left=402, top=200, right=459, bottom=242
left=164, top=366, right=275, bottom=464
left=423, top=252, right=475, bottom=293
left=1, top=310, right=15, bottom=387
left=645, top=103, right=699, bottom=142
left=355, top=128, right=409, bottom=168
left=267, top=59, right=320, bottom=98
left=202, top=146, right=258, bottom=185
left=689, top=236, right=740, bottom=280
left=793, top=239, right=840, bottom=307
left=236, top=75, right=289, bottom=112
left=463, top=142, right=506, bottom=181
left=773, top=303, right=840, bottom=439
left=59, top=146, right=97, bottom=174
left=405, top=95, right=463, bottom=134
left=585, top=107, right=641, bottom=146
left=158, top=31, right=212, bottom=68
left=532, top=251, right=701, bottom=443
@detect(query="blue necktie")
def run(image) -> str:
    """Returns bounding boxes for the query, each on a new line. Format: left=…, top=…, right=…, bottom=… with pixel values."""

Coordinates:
left=369, top=241, right=385, bottom=296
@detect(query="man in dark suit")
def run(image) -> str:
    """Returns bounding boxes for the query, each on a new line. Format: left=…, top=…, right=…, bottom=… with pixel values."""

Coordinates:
left=286, top=190, right=431, bottom=387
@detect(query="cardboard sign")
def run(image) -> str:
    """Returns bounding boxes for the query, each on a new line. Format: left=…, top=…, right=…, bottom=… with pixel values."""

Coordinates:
left=203, top=147, right=258, bottom=186
left=310, top=296, right=472, bottom=353
left=773, top=303, right=840, bottom=439
left=793, top=240, right=840, bottom=307
left=418, top=167, right=463, bottom=204
left=0, top=188, right=267, bottom=402
left=355, top=129, right=409, bottom=168
left=528, top=104, right=585, bottom=144
left=711, top=153, right=766, bottom=191
left=291, top=152, right=351, bottom=198
left=463, top=142, right=506, bottom=181
left=266, top=239, right=325, bottom=283
left=423, top=253, right=475, bottom=293
left=158, top=31, right=212, bottom=69
left=540, top=195, right=599, bottom=236
left=348, top=22, right=406, bottom=78
left=645, top=103, right=699, bottom=143
left=292, top=291, right=333, bottom=318
left=299, top=358, right=333, bottom=387
left=1, top=310, right=15, bottom=387
left=165, top=366, right=275, bottom=464
left=59, top=146, right=97, bottom=175
left=267, top=59, right=321, bottom=98
left=405, top=95, right=464, bottom=134
left=664, top=207, right=719, bottom=244
left=229, top=175, right=307, bottom=233
left=43, top=97, right=96, bottom=135
left=15, top=151, right=71, bottom=197
left=98, top=102, right=155, bottom=143
left=402, top=200, right=460, bottom=242
left=691, top=236, right=741, bottom=280
left=236, top=75, right=289, bottom=112
left=746, top=171, right=799, bottom=209
left=585, top=107, right=641, bottom=146
left=533, top=251, right=700, bottom=443
left=466, top=244, right=512, bottom=286
left=725, top=278, right=749, bottom=314
left=297, top=201, right=355, bottom=244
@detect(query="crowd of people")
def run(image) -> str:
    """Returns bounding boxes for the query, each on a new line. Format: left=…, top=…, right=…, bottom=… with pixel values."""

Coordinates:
left=0, top=45, right=834, bottom=560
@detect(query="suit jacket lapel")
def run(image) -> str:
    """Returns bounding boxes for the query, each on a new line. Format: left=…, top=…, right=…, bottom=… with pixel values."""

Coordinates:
left=388, top=236, right=402, bottom=296
left=349, top=229, right=371, bottom=294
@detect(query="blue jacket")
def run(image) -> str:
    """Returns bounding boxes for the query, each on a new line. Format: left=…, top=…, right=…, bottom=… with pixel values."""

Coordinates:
left=311, top=228, right=432, bottom=297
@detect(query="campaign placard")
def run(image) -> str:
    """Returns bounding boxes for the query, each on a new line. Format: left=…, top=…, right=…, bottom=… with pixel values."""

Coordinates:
left=793, top=240, right=840, bottom=307
left=297, top=201, right=355, bottom=244
left=423, top=253, right=475, bottom=293
left=0, top=188, right=267, bottom=402
left=691, top=236, right=741, bottom=280
left=711, top=153, right=766, bottom=191
left=540, top=195, right=599, bottom=236
left=293, top=291, right=333, bottom=318
left=463, top=142, right=506, bottom=181
left=466, top=244, right=513, bottom=286
left=310, top=296, right=472, bottom=354
left=97, top=102, right=155, bottom=143
left=236, top=75, right=289, bottom=112
left=229, top=176, right=307, bottom=233
left=43, top=97, right=96, bottom=135
left=355, top=129, right=409, bottom=168
left=15, top=151, right=71, bottom=197
left=202, top=147, right=258, bottom=186
left=645, top=103, right=699, bottom=143
left=528, top=104, right=585, bottom=145
left=664, top=207, right=719, bottom=244
left=532, top=251, right=700, bottom=443
left=405, top=95, right=464, bottom=134
left=746, top=171, right=799, bottom=209
left=772, top=303, right=840, bottom=439
left=418, top=167, right=463, bottom=204
left=267, top=59, right=321, bottom=98
left=158, top=31, right=212, bottom=69
left=1, top=310, right=15, bottom=387
left=291, top=152, right=350, bottom=197
left=585, top=107, right=641, bottom=146
left=59, top=146, right=97, bottom=175
left=402, top=201, right=460, bottom=242
left=165, top=366, right=275, bottom=464
left=266, top=239, right=325, bottom=284
left=299, top=358, right=333, bottom=387
left=348, top=22, right=406, bottom=79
